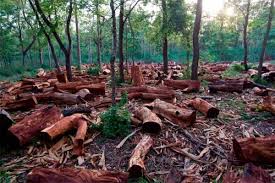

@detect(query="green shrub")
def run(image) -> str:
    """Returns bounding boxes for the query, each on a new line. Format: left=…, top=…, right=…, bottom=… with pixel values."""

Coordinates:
left=253, top=76, right=269, bottom=86
left=180, top=67, right=191, bottom=80
left=95, top=93, right=131, bottom=138
left=88, top=66, right=100, bottom=76
left=0, top=171, right=10, bottom=183
left=222, top=63, right=245, bottom=78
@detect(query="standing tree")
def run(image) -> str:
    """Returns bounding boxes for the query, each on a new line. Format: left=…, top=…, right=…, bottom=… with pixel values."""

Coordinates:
left=258, top=0, right=274, bottom=77
left=161, top=0, right=168, bottom=74
left=191, top=0, right=202, bottom=80
left=110, top=0, right=117, bottom=105
left=74, top=0, right=82, bottom=70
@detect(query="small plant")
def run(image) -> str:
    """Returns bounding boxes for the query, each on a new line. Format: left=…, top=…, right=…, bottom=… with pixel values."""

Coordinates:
left=128, top=177, right=150, bottom=183
left=88, top=66, right=100, bottom=76
left=94, top=93, right=131, bottom=138
left=253, top=76, right=269, bottom=86
left=222, top=64, right=245, bottom=78
left=0, top=171, right=10, bottom=183
left=180, top=67, right=191, bottom=80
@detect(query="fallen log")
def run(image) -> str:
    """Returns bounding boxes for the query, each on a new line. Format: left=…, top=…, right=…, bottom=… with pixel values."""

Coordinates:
left=131, top=65, right=145, bottom=86
left=253, top=87, right=268, bottom=96
left=55, top=81, right=101, bottom=93
left=62, top=105, right=92, bottom=116
left=4, top=96, right=38, bottom=111
left=124, top=86, right=175, bottom=96
left=36, top=92, right=84, bottom=105
left=26, top=168, right=128, bottom=183
left=75, top=82, right=105, bottom=95
left=41, top=114, right=88, bottom=156
left=208, top=79, right=244, bottom=93
left=0, top=109, right=14, bottom=139
left=133, top=106, right=162, bottom=134
left=128, top=92, right=175, bottom=102
left=232, top=135, right=275, bottom=165
left=145, top=99, right=196, bottom=128
left=56, top=72, right=68, bottom=83
left=189, top=98, right=219, bottom=118
left=223, top=163, right=271, bottom=183
left=8, top=105, right=62, bottom=146
left=128, top=135, right=153, bottom=177
left=75, top=89, right=94, bottom=101
left=164, top=79, right=200, bottom=92
left=262, top=96, right=275, bottom=115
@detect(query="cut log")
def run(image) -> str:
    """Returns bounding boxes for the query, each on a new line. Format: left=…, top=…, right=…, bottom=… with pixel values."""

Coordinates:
left=7, top=82, right=22, bottom=93
left=4, top=96, right=37, bottom=111
left=253, top=87, right=268, bottom=96
left=133, top=106, right=162, bottom=134
left=8, top=105, right=62, bottom=146
left=262, top=96, right=275, bottom=115
left=208, top=79, right=244, bottom=93
left=35, top=92, right=83, bottom=105
left=41, top=114, right=88, bottom=156
left=55, top=81, right=101, bottom=92
left=56, top=72, right=68, bottom=83
left=128, top=135, right=153, bottom=177
left=145, top=99, right=196, bottom=128
left=75, top=83, right=105, bottom=95
left=0, top=109, right=14, bottom=139
left=124, top=86, right=175, bottom=96
left=75, top=89, right=94, bottom=101
left=232, top=135, right=275, bottom=165
left=128, top=93, right=175, bottom=102
left=189, top=98, right=219, bottom=118
left=164, top=80, right=200, bottom=92
left=62, top=105, right=92, bottom=116
left=222, top=163, right=271, bottom=183
left=26, top=168, right=128, bottom=183
left=131, top=65, right=145, bottom=86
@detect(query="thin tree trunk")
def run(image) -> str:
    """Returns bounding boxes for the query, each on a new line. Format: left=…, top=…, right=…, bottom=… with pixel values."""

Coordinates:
left=258, top=0, right=274, bottom=77
left=74, top=0, right=82, bottom=70
left=118, top=0, right=125, bottom=82
left=95, top=1, right=101, bottom=68
left=39, top=48, right=43, bottom=65
left=110, top=0, right=117, bottom=105
left=88, top=36, right=93, bottom=64
left=191, top=0, right=202, bottom=80
left=243, top=0, right=251, bottom=71
left=48, top=43, right=52, bottom=67
left=162, top=0, right=168, bottom=74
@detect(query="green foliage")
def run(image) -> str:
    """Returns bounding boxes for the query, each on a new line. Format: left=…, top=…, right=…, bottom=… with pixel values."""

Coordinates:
left=222, top=64, right=245, bottom=78
left=0, top=65, right=38, bottom=81
left=180, top=67, right=191, bottom=80
left=241, top=111, right=273, bottom=122
left=0, top=171, right=10, bottom=183
left=96, top=93, right=131, bottom=138
left=128, top=177, right=150, bottom=183
left=88, top=66, right=101, bottom=76
left=253, top=76, right=269, bottom=86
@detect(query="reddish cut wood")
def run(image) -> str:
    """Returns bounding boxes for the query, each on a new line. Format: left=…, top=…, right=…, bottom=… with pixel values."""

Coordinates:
left=133, top=106, right=162, bottom=134
left=262, top=96, right=275, bottom=115
left=41, top=114, right=88, bottom=156
left=35, top=92, right=83, bottom=105
left=4, top=96, right=37, bottom=111
left=56, top=72, right=68, bottom=83
left=128, top=135, right=153, bottom=177
left=75, top=82, right=105, bottom=95
left=55, top=81, right=103, bottom=93
left=146, top=99, right=196, bottom=128
left=189, top=98, right=219, bottom=118
left=233, top=135, right=275, bottom=165
left=131, top=65, right=145, bottom=86
left=26, top=168, right=128, bottom=183
left=8, top=105, right=62, bottom=146
left=124, top=86, right=175, bottom=96
left=164, top=80, right=200, bottom=92
left=208, top=79, right=244, bottom=93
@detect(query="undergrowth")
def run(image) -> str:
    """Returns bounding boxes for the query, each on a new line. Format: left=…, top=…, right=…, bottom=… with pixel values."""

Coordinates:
left=92, top=93, right=131, bottom=138
left=180, top=67, right=191, bottom=80
left=252, top=76, right=269, bottom=86
left=241, top=111, right=273, bottom=122
left=222, top=64, right=245, bottom=78
left=0, top=171, right=10, bottom=183
left=128, top=177, right=150, bottom=183
left=87, top=65, right=100, bottom=76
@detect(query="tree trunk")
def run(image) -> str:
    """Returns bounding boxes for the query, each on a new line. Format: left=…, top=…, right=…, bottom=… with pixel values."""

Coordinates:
left=131, top=65, right=145, bottom=86
left=96, top=1, right=102, bottom=67
left=191, top=0, right=202, bottom=80
left=74, top=0, right=82, bottom=70
left=47, top=43, right=52, bottom=68
left=118, top=0, right=125, bottom=83
left=243, top=0, right=251, bottom=71
left=189, top=98, right=219, bottom=118
left=258, top=0, right=274, bottom=77
left=88, top=37, right=93, bottom=64
left=26, top=168, right=129, bottom=183
left=162, top=0, right=168, bottom=74
left=110, top=0, right=117, bottom=105
left=39, top=48, right=44, bottom=65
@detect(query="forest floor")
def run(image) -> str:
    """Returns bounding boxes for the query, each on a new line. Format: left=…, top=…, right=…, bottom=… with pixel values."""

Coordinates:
left=0, top=63, right=275, bottom=183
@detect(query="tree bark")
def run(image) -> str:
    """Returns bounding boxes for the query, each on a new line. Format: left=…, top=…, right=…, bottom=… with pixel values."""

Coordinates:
left=131, top=65, right=145, bottom=86
left=95, top=0, right=102, bottom=67
left=146, top=99, right=196, bottom=128
left=243, top=0, right=251, bottom=71
left=8, top=105, right=62, bottom=146
left=26, top=168, right=129, bottom=183
left=133, top=106, right=162, bottom=134
left=164, top=79, right=200, bottom=92
left=189, top=98, right=219, bottom=118
left=258, top=0, right=274, bottom=77
left=128, top=135, right=153, bottom=177
left=191, top=0, right=202, bottom=80
left=118, top=0, right=125, bottom=83
left=162, top=0, right=168, bottom=74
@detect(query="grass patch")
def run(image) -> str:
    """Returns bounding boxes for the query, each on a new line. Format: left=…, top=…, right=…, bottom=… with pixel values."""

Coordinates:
left=92, top=93, right=131, bottom=138
left=87, top=65, right=100, bottom=76
left=0, top=65, right=39, bottom=81
left=0, top=171, right=11, bottom=183
left=253, top=76, right=269, bottom=86
left=180, top=68, right=191, bottom=80
left=241, top=111, right=273, bottom=122
left=222, top=64, right=245, bottom=78
left=218, top=98, right=245, bottom=112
